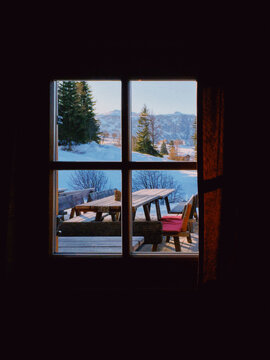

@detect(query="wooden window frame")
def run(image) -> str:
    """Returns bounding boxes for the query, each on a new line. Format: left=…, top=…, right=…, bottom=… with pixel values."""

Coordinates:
left=49, top=78, right=200, bottom=259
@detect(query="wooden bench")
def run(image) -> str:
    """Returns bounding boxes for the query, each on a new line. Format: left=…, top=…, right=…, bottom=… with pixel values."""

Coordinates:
left=58, top=187, right=95, bottom=198
left=88, top=188, right=116, bottom=202
left=58, top=193, right=85, bottom=219
left=58, top=188, right=116, bottom=220
left=58, top=236, right=145, bottom=253
left=68, top=188, right=117, bottom=221
left=58, top=220, right=163, bottom=251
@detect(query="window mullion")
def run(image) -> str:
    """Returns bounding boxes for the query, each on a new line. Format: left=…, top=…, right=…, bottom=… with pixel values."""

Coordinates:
left=121, top=79, right=132, bottom=257
left=49, top=81, right=57, bottom=162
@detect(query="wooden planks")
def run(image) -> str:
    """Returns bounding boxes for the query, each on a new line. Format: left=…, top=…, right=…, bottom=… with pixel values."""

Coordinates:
left=66, top=189, right=176, bottom=226
left=58, top=236, right=144, bottom=253
left=131, top=188, right=175, bottom=209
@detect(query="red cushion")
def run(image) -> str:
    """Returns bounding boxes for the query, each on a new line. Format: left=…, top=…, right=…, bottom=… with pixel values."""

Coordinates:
left=161, top=215, right=182, bottom=220
left=161, top=218, right=183, bottom=233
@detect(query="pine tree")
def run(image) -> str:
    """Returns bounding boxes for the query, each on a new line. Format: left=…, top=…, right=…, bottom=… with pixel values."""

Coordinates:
left=58, top=81, right=81, bottom=150
left=76, top=81, right=101, bottom=144
left=148, top=113, right=161, bottom=147
left=160, top=141, right=168, bottom=155
left=58, top=81, right=101, bottom=150
left=134, top=105, right=162, bottom=157
left=132, top=135, right=137, bottom=150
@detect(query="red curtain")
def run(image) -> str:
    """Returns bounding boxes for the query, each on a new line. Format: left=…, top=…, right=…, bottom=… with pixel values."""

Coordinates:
left=201, top=87, right=224, bottom=284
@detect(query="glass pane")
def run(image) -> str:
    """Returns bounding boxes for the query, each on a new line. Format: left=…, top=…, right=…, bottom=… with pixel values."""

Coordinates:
left=131, top=81, right=197, bottom=162
left=131, top=170, right=198, bottom=254
left=57, top=81, right=121, bottom=161
left=55, top=170, right=122, bottom=254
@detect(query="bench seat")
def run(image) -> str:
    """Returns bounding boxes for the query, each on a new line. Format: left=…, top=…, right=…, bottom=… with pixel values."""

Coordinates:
left=64, top=212, right=97, bottom=223
left=58, top=236, right=144, bottom=253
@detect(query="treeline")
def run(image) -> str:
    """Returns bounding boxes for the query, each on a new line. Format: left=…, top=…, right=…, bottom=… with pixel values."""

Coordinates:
left=58, top=81, right=101, bottom=150
left=97, top=106, right=196, bottom=160
left=57, top=83, right=197, bottom=159
left=133, top=105, right=197, bottom=159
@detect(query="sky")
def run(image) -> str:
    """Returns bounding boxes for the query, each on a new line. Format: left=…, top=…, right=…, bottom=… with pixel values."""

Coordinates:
left=88, top=80, right=197, bottom=115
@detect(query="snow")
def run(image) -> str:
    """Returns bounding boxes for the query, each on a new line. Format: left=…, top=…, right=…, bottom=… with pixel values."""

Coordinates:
left=58, top=142, right=198, bottom=209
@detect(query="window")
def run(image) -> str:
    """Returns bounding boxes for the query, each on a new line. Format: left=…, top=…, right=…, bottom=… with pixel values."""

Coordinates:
left=49, top=79, right=198, bottom=257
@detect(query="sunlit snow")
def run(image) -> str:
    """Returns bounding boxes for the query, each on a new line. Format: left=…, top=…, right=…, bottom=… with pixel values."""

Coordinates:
left=58, top=142, right=197, bottom=202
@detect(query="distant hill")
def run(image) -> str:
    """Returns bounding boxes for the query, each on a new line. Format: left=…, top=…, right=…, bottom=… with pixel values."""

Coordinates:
left=96, top=110, right=196, bottom=145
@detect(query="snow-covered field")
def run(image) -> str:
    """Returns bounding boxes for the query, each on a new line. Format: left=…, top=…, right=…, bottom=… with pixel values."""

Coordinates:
left=58, top=142, right=197, bottom=217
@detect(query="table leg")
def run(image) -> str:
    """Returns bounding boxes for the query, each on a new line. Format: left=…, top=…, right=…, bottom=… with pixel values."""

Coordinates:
left=110, top=212, right=116, bottom=221
left=165, top=197, right=171, bottom=213
left=143, top=204, right=151, bottom=221
left=154, top=199, right=161, bottom=220
left=132, top=209, right=137, bottom=220
left=95, top=212, right=103, bottom=221
left=70, top=208, right=76, bottom=219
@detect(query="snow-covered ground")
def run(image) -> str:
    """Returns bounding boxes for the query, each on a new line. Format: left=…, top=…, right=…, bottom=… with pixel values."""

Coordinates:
left=58, top=142, right=197, bottom=217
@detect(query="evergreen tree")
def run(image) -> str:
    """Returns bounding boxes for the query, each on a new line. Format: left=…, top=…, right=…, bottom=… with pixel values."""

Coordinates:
left=148, top=113, right=161, bottom=147
left=58, top=81, right=101, bottom=150
left=132, top=135, right=137, bottom=150
left=58, top=81, right=81, bottom=150
left=160, top=140, right=168, bottom=155
left=76, top=81, right=101, bottom=144
left=134, top=105, right=162, bottom=157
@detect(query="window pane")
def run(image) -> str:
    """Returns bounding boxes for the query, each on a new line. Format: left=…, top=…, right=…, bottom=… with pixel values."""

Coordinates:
left=131, top=81, right=197, bottom=162
left=55, top=170, right=122, bottom=254
left=57, top=81, right=121, bottom=161
left=131, top=170, right=198, bottom=254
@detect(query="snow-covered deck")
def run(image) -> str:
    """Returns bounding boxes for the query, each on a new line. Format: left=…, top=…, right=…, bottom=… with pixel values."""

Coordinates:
left=57, top=218, right=198, bottom=254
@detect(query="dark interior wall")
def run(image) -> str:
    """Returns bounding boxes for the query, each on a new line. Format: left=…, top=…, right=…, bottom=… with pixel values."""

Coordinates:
left=3, top=39, right=246, bottom=305
left=3, top=12, right=264, bottom=349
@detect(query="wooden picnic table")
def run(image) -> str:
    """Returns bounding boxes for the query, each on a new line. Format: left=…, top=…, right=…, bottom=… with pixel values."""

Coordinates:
left=73, top=188, right=175, bottom=221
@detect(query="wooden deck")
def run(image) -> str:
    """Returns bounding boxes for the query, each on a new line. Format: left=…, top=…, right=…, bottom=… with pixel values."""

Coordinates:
left=57, top=222, right=198, bottom=254
left=139, top=226, right=199, bottom=253
left=58, top=236, right=144, bottom=253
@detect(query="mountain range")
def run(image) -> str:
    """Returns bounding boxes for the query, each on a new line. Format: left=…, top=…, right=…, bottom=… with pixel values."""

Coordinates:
left=96, top=109, right=196, bottom=145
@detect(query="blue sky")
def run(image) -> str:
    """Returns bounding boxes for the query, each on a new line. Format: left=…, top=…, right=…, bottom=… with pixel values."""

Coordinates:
left=88, top=80, right=197, bottom=115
